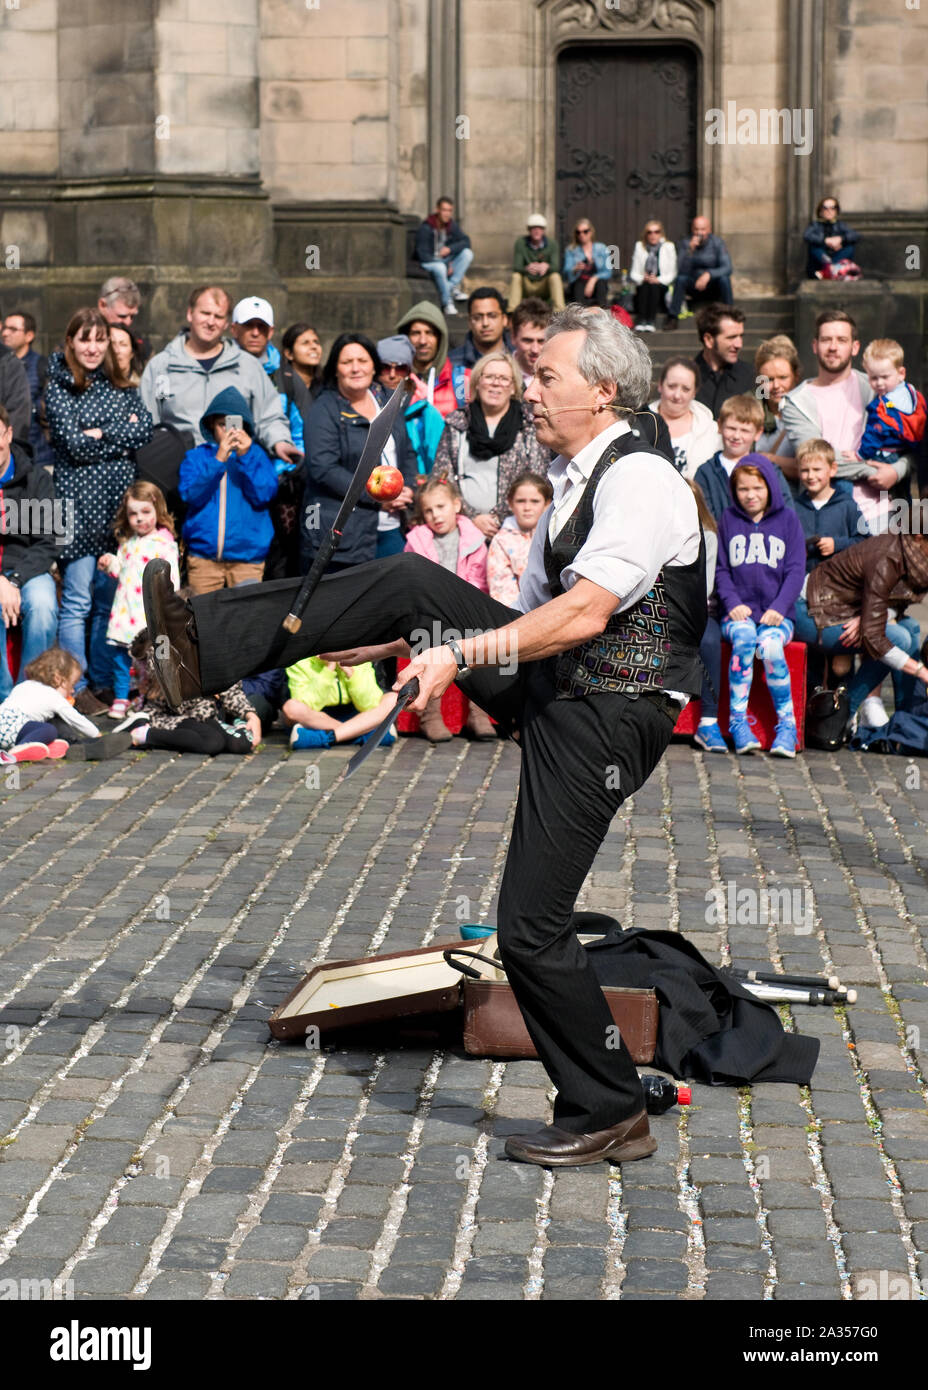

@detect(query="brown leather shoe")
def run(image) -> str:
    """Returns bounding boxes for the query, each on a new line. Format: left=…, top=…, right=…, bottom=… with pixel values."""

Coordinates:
left=73, top=688, right=108, bottom=717
left=504, top=1107, right=657, bottom=1167
left=141, top=559, right=202, bottom=711
left=417, top=695, right=453, bottom=742
left=465, top=702, right=497, bottom=741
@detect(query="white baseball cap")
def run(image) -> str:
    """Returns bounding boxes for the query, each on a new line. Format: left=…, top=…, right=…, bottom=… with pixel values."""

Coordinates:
left=232, top=296, right=274, bottom=328
left=526, top=214, right=547, bottom=229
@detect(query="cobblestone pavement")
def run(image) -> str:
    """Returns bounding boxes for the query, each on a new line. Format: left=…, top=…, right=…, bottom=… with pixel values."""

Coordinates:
left=0, top=730, right=926, bottom=1303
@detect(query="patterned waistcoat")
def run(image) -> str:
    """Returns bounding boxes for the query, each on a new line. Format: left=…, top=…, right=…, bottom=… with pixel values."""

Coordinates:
left=543, top=432, right=707, bottom=700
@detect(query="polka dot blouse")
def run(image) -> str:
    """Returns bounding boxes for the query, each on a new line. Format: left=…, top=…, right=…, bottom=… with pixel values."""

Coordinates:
left=45, top=351, right=154, bottom=565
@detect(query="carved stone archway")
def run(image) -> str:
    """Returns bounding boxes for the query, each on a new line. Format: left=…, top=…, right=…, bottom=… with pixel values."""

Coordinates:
left=531, top=0, right=721, bottom=232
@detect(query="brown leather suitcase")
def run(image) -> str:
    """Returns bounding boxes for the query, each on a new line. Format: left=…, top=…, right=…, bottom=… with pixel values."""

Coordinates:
left=268, top=936, right=658, bottom=1066
left=443, top=947, right=658, bottom=1063
left=267, top=940, right=470, bottom=1040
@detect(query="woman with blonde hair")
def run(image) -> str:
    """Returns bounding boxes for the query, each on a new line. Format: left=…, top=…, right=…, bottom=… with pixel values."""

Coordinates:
left=754, top=335, right=802, bottom=486
left=431, top=351, right=549, bottom=537
left=562, top=218, right=613, bottom=308
left=629, top=218, right=678, bottom=330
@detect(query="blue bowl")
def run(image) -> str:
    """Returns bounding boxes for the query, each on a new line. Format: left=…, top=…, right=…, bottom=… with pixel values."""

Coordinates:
left=459, top=923, right=496, bottom=940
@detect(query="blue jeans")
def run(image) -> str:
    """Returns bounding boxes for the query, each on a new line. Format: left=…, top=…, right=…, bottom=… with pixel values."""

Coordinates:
left=795, top=597, right=920, bottom=714
left=88, top=567, right=117, bottom=691
left=669, top=272, right=732, bottom=317
left=847, top=619, right=920, bottom=716
left=109, top=644, right=132, bottom=700
left=0, top=572, right=59, bottom=701
left=419, top=248, right=474, bottom=307
left=57, top=555, right=96, bottom=691
left=809, top=246, right=855, bottom=273
left=721, top=616, right=795, bottom=723
left=376, top=528, right=407, bottom=559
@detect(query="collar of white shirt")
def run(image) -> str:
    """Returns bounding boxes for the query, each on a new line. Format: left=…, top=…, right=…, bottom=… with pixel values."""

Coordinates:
left=548, top=417, right=632, bottom=539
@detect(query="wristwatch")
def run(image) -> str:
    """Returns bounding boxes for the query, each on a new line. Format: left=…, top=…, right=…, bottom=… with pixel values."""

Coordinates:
left=2, top=572, right=20, bottom=589
left=442, top=638, right=470, bottom=676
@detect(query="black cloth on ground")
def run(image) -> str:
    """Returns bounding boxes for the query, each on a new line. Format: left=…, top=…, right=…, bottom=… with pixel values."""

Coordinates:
left=571, top=912, right=820, bottom=1086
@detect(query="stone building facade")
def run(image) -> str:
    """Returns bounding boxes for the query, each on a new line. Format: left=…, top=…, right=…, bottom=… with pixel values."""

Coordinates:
left=1, top=0, right=925, bottom=364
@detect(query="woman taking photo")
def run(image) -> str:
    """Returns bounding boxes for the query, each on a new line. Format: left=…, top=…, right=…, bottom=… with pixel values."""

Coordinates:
left=301, top=333, right=417, bottom=572
left=629, top=218, right=677, bottom=331
left=562, top=219, right=613, bottom=308
left=754, top=336, right=802, bottom=488
left=430, top=351, right=550, bottom=538
left=46, top=308, right=152, bottom=715
left=648, top=356, right=719, bottom=478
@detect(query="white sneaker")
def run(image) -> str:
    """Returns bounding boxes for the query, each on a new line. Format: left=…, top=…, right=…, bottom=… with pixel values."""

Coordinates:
left=858, top=695, right=889, bottom=729
left=444, top=303, right=459, bottom=316
left=453, top=288, right=469, bottom=302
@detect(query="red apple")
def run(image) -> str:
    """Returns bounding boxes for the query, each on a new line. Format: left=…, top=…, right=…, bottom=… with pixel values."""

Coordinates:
left=366, top=464, right=404, bottom=501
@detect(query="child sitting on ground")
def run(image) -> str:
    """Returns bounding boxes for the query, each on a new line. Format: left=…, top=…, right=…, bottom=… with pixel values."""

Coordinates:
left=97, top=481, right=180, bottom=721
left=854, top=339, right=927, bottom=534
left=694, top=394, right=795, bottom=526
left=0, top=646, right=130, bottom=762
left=128, top=629, right=261, bottom=755
left=487, top=471, right=553, bottom=607
left=715, top=455, right=806, bottom=757
left=283, top=656, right=397, bottom=750
left=792, top=438, right=866, bottom=688
left=403, top=475, right=495, bottom=742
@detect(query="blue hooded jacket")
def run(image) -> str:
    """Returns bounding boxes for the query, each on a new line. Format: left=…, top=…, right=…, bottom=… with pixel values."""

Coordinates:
left=260, top=340, right=304, bottom=459
left=794, top=481, right=866, bottom=571
left=178, top=386, right=279, bottom=564
left=715, top=454, right=807, bottom=623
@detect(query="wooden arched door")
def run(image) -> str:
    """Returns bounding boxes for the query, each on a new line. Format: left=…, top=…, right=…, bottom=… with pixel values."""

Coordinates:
left=556, top=45, right=698, bottom=274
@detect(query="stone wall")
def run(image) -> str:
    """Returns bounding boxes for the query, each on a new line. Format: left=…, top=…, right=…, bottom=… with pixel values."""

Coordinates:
left=154, top=0, right=260, bottom=178
left=0, top=0, right=59, bottom=178
left=824, top=0, right=928, bottom=219
left=259, top=0, right=400, bottom=205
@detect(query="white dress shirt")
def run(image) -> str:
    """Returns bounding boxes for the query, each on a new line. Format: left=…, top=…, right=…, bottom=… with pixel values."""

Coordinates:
left=514, top=418, right=701, bottom=614
left=513, top=418, right=702, bottom=705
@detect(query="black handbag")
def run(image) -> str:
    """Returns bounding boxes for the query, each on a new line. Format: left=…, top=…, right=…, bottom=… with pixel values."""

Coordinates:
left=134, top=423, right=193, bottom=493
left=134, top=423, right=194, bottom=529
left=804, top=685, right=850, bottom=750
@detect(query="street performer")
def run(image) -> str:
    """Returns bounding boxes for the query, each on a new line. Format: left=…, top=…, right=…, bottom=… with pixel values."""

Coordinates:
left=142, top=305, right=707, bottom=1167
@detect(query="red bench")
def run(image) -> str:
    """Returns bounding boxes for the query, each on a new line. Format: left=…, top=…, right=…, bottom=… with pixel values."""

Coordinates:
left=393, top=655, right=472, bottom=735
left=674, top=640, right=807, bottom=751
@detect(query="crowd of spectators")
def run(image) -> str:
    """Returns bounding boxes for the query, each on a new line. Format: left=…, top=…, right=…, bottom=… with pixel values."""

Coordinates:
left=0, top=190, right=924, bottom=765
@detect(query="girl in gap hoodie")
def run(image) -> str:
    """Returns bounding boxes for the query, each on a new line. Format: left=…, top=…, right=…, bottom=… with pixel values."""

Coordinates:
left=716, top=453, right=806, bottom=758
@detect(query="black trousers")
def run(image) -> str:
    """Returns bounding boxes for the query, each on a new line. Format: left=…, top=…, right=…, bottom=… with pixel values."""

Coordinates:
left=191, top=554, right=676, bottom=1131
left=567, top=276, right=608, bottom=308
left=634, top=281, right=666, bottom=322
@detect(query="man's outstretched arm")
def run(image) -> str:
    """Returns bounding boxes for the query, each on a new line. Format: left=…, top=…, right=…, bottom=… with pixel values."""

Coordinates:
left=398, top=577, right=620, bottom=712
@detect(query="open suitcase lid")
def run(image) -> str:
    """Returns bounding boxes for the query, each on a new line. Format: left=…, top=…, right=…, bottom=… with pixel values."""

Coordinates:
left=268, top=934, right=504, bottom=1041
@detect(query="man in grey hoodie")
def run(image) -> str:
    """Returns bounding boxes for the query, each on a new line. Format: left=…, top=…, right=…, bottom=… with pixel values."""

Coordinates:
left=140, top=285, right=298, bottom=465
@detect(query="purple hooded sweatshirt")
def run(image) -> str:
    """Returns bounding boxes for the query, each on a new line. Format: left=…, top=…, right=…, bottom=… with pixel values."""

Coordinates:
left=716, top=453, right=806, bottom=623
